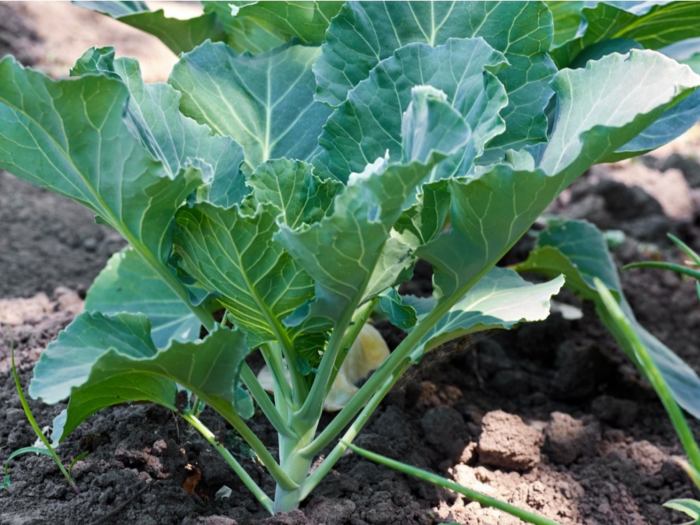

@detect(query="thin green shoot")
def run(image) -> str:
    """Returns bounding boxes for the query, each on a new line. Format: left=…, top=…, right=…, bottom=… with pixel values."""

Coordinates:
left=594, top=279, right=700, bottom=486
left=344, top=442, right=560, bottom=525
left=7, top=347, right=78, bottom=493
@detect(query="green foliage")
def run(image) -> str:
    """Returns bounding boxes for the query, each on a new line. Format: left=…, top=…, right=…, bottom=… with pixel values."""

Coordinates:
left=3, top=0, right=700, bottom=516
left=517, top=219, right=700, bottom=419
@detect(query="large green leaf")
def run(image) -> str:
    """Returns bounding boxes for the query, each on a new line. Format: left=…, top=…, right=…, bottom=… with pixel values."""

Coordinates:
left=415, top=268, right=564, bottom=357
left=314, top=38, right=507, bottom=181
left=547, top=2, right=700, bottom=158
left=170, top=42, right=331, bottom=169
left=277, top=87, right=470, bottom=325
left=30, top=311, right=249, bottom=439
left=75, top=1, right=225, bottom=55
left=314, top=1, right=555, bottom=149
left=547, top=1, right=586, bottom=48
left=516, top=219, right=700, bottom=420
left=174, top=201, right=314, bottom=346
left=73, top=47, right=247, bottom=207
left=29, top=313, right=157, bottom=404
left=552, top=2, right=700, bottom=67
left=539, top=50, right=700, bottom=183
left=85, top=249, right=201, bottom=348
left=246, top=159, right=342, bottom=229
left=0, top=57, right=198, bottom=263
left=62, top=326, right=250, bottom=439
left=203, top=1, right=343, bottom=54
left=421, top=49, right=700, bottom=304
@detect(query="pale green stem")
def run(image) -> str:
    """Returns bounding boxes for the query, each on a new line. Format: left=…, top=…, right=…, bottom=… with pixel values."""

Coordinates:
left=273, top=425, right=317, bottom=513
left=239, top=364, right=294, bottom=438
left=301, top=372, right=398, bottom=498
left=296, top=308, right=355, bottom=425
left=181, top=411, right=273, bottom=514
left=215, top=402, right=298, bottom=491
left=301, top=286, right=466, bottom=457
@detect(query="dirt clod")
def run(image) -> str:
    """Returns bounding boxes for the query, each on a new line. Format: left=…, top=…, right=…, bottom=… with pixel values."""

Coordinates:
left=544, top=412, right=601, bottom=465
left=477, top=410, right=543, bottom=472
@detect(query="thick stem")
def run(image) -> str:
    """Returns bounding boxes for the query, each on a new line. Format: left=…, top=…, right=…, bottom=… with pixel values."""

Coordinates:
left=273, top=425, right=317, bottom=513
left=182, top=411, right=273, bottom=514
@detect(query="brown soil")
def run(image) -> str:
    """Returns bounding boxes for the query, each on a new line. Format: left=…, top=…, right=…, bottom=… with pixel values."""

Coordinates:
left=2, top=3, right=700, bottom=525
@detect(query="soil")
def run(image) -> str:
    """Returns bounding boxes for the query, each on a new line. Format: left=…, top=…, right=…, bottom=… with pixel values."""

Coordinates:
left=2, top=3, right=700, bottom=525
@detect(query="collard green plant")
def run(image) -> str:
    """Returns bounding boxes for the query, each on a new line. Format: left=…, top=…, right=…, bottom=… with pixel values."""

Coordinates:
left=4, top=0, right=700, bottom=517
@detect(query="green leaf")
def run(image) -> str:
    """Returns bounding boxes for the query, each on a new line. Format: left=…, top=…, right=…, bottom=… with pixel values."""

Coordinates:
left=277, top=88, right=470, bottom=325
left=203, top=1, right=343, bottom=54
left=539, top=50, right=700, bottom=184
left=377, top=289, right=418, bottom=332
left=246, top=159, right=342, bottom=229
left=174, top=202, right=314, bottom=346
left=421, top=49, right=700, bottom=304
left=552, top=2, right=700, bottom=67
left=516, top=219, right=700, bottom=420
left=0, top=57, right=200, bottom=263
left=517, top=220, right=620, bottom=298
left=613, top=91, right=700, bottom=159
left=75, top=1, right=225, bottom=55
left=72, top=47, right=247, bottom=207
left=29, top=313, right=157, bottom=404
left=420, top=169, right=564, bottom=299
left=62, top=324, right=251, bottom=440
left=416, top=268, right=564, bottom=356
left=664, top=499, right=700, bottom=525
left=314, top=38, right=507, bottom=181
left=29, top=311, right=251, bottom=440
left=547, top=1, right=586, bottom=48
left=314, top=1, right=555, bottom=149
left=85, top=248, right=201, bottom=348
left=170, top=42, right=331, bottom=169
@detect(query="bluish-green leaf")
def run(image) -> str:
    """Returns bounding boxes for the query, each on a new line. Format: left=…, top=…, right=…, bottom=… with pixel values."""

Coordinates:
left=517, top=219, right=700, bottom=421
left=415, top=268, right=564, bottom=358
left=63, top=324, right=250, bottom=440
left=246, top=159, right=341, bottom=229
left=170, top=42, right=331, bottom=169
left=29, top=310, right=251, bottom=440
left=315, top=38, right=507, bottom=181
left=0, top=57, right=199, bottom=263
left=85, top=248, right=201, bottom=348
left=552, top=2, right=700, bottom=67
left=314, top=1, right=555, bottom=149
left=75, top=1, right=225, bottom=55
left=29, top=313, right=157, bottom=404
left=278, top=88, right=470, bottom=325
left=203, top=1, right=343, bottom=54
left=422, top=49, right=700, bottom=304
left=174, top=202, right=314, bottom=346
left=73, top=47, right=247, bottom=207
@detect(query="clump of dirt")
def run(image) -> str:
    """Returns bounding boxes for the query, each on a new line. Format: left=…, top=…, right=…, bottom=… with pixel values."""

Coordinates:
left=477, top=411, right=543, bottom=472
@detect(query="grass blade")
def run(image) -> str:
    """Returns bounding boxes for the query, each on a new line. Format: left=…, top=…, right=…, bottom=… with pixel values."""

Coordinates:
left=8, top=347, right=78, bottom=492
left=343, top=442, right=560, bottom=525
